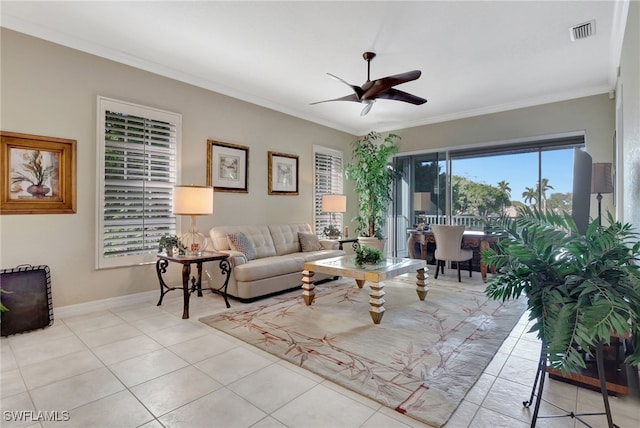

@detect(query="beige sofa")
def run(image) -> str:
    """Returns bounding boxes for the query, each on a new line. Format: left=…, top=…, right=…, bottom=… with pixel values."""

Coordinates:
left=205, top=223, right=345, bottom=301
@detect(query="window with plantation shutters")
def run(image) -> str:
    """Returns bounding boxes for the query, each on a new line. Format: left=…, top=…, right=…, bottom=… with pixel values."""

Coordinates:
left=97, top=97, right=181, bottom=269
left=313, top=145, right=344, bottom=236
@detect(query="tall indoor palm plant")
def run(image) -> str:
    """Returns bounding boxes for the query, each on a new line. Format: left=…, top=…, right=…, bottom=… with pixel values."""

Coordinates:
left=344, top=131, right=401, bottom=240
left=482, top=207, right=640, bottom=374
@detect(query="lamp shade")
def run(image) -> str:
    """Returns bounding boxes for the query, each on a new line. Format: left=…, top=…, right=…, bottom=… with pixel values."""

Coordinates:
left=591, top=163, right=613, bottom=194
left=322, top=194, right=346, bottom=213
left=413, top=192, right=431, bottom=211
left=173, top=185, right=214, bottom=215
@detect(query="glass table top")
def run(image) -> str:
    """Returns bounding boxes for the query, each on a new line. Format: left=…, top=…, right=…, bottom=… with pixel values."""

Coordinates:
left=307, top=255, right=425, bottom=272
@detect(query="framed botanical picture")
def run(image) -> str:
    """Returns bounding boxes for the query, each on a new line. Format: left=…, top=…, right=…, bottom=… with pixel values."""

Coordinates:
left=268, top=151, right=298, bottom=195
left=206, top=140, right=249, bottom=193
left=1, top=131, right=77, bottom=214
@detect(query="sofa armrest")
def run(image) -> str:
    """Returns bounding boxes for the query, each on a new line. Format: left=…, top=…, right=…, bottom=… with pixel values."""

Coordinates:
left=319, top=240, right=339, bottom=250
left=218, top=250, right=248, bottom=266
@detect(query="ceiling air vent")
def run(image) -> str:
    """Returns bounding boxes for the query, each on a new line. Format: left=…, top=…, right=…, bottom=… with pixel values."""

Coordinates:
left=570, top=20, right=595, bottom=41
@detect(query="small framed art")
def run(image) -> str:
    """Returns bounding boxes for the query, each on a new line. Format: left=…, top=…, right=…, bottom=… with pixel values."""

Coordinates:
left=1, top=131, right=77, bottom=214
left=268, top=151, right=298, bottom=195
left=206, top=140, right=249, bottom=193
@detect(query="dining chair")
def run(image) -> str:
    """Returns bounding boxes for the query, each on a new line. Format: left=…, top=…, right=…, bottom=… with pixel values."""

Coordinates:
left=430, top=225, right=473, bottom=282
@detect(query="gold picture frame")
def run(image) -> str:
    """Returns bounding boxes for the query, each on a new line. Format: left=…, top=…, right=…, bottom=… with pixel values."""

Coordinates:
left=206, top=140, right=249, bottom=193
left=1, top=131, right=77, bottom=214
left=268, top=151, right=298, bottom=195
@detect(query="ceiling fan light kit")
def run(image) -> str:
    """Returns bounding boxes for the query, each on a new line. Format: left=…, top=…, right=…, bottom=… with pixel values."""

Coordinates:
left=311, top=51, right=427, bottom=116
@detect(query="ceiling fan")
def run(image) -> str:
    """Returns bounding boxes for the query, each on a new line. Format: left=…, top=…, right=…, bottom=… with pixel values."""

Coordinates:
left=311, top=51, right=427, bottom=116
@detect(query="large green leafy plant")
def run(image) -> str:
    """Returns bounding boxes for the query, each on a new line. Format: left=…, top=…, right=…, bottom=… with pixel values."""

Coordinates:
left=482, top=207, right=640, bottom=374
left=354, top=246, right=384, bottom=266
left=344, top=131, right=401, bottom=238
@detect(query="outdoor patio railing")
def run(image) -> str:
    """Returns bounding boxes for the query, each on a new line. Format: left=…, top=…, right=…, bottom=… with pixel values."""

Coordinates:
left=416, top=215, right=486, bottom=230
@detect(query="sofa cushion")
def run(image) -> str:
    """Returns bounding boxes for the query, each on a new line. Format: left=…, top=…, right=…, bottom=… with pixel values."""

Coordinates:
left=233, top=256, right=304, bottom=282
left=292, top=249, right=345, bottom=263
left=269, top=223, right=314, bottom=255
left=227, top=232, right=257, bottom=260
left=298, top=232, right=322, bottom=252
left=210, top=225, right=277, bottom=258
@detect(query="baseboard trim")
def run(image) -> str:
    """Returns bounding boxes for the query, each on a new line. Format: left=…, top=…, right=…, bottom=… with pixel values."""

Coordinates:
left=55, top=290, right=158, bottom=318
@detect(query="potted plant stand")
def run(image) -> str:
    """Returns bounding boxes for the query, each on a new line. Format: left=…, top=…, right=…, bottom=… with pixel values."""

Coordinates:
left=482, top=208, right=640, bottom=428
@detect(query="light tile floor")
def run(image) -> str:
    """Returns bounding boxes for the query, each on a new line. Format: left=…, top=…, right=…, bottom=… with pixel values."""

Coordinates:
left=2, top=279, right=639, bottom=428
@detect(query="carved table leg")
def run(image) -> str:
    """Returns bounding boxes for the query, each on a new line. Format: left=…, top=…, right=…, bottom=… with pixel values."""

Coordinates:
left=369, top=281, right=386, bottom=324
left=302, top=269, right=315, bottom=305
left=156, top=259, right=170, bottom=306
left=415, top=267, right=428, bottom=300
left=219, top=259, right=231, bottom=308
left=181, top=264, right=191, bottom=319
left=196, top=262, right=203, bottom=297
left=480, top=239, right=488, bottom=282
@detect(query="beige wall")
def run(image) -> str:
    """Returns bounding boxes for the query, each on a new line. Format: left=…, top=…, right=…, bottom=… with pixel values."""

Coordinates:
left=2, top=22, right=633, bottom=309
left=0, top=29, right=353, bottom=307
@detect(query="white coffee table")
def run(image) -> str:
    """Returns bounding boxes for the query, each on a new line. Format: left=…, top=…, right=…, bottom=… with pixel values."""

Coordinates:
left=301, top=255, right=428, bottom=324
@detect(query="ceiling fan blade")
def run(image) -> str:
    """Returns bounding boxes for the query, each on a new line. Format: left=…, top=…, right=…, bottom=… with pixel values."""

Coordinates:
left=380, top=70, right=422, bottom=86
left=327, top=73, right=363, bottom=99
left=310, top=93, right=360, bottom=105
left=360, top=101, right=375, bottom=116
left=375, top=88, right=427, bottom=105
left=362, top=70, right=422, bottom=98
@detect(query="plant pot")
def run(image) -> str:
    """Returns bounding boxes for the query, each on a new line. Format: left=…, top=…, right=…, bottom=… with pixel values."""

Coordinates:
left=358, top=236, right=386, bottom=255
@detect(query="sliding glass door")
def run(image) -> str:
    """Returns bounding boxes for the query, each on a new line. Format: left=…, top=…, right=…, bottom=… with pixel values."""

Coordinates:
left=393, top=152, right=446, bottom=257
left=391, top=136, right=584, bottom=257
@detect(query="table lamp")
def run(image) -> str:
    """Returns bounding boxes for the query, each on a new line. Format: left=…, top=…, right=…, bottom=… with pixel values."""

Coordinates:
left=173, top=185, right=214, bottom=255
left=322, top=194, right=346, bottom=238
left=414, top=192, right=431, bottom=229
left=590, top=163, right=613, bottom=227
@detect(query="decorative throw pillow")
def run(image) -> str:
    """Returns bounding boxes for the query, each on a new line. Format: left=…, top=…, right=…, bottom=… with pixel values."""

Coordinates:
left=227, top=232, right=257, bottom=260
left=298, top=232, right=322, bottom=252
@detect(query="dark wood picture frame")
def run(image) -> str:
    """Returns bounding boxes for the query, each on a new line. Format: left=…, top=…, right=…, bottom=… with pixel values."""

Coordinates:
left=268, top=151, right=298, bottom=195
left=1, top=131, right=77, bottom=214
left=206, top=140, right=249, bottom=193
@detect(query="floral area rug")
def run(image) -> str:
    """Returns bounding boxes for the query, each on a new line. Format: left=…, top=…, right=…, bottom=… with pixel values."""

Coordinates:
left=199, top=273, right=526, bottom=427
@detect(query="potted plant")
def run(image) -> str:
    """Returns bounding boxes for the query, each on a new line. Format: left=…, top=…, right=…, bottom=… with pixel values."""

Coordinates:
left=344, top=131, right=401, bottom=252
left=158, top=234, right=182, bottom=256
left=482, top=207, right=640, bottom=376
left=354, top=246, right=384, bottom=266
left=322, top=224, right=342, bottom=239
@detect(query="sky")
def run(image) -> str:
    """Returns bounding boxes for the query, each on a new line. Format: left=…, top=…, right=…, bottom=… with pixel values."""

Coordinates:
left=452, top=148, right=574, bottom=203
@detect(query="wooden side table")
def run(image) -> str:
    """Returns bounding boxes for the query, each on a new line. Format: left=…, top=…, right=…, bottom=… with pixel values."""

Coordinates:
left=336, top=238, right=359, bottom=251
left=156, top=251, right=231, bottom=319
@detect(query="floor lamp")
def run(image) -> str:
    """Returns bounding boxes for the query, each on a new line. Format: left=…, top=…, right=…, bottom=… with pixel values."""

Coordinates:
left=173, top=185, right=214, bottom=255
left=322, top=194, right=346, bottom=238
left=591, top=163, right=613, bottom=226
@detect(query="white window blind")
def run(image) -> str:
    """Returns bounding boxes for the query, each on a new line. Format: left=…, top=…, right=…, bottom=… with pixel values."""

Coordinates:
left=97, top=97, right=181, bottom=269
left=313, top=145, right=344, bottom=236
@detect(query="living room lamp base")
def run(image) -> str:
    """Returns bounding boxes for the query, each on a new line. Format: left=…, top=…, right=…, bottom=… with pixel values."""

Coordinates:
left=179, top=214, right=207, bottom=256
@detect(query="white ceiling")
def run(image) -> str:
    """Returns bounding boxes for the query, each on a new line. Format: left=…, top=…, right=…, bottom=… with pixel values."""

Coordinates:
left=1, top=1, right=628, bottom=136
